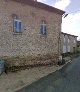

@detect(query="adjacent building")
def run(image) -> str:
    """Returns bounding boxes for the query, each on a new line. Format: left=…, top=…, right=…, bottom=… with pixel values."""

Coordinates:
left=0, top=0, right=64, bottom=66
left=77, top=41, right=80, bottom=53
left=61, top=32, right=78, bottom=54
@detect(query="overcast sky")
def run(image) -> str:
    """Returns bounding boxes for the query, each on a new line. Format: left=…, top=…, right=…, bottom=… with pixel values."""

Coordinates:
left=37, top=0, right=80, bottom=40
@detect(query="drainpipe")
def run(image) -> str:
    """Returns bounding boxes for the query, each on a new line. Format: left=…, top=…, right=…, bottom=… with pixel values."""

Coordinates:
left=58, top=13, right=68, bottom=62
left=58, top=26, right=62, bottom=62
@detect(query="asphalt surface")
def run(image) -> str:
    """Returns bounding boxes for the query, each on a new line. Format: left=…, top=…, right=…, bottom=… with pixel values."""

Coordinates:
left=16, top=56, right=80, bottom=92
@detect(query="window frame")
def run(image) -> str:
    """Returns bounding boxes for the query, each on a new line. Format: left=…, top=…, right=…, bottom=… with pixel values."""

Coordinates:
left=64, top=35, right=66, bottom=43
left=40, top=20, right=47, bottom=35
left=74, top=39, right=76, bottom=43
left=68, top=37, right=70, bottom=43
left=13, top=19, right=22, bottom=33
left=68, top=38, right=70, bottom=43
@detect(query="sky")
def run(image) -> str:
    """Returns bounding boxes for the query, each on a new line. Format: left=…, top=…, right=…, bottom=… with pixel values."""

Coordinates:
left=37, top=0, right=80, bottom=40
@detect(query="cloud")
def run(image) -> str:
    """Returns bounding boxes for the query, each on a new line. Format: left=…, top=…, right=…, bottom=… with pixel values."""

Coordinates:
left=37, top=0, right=80, bottom=40
left=54, top=0, right=71, bottom=10
left=53, top=0, right=80, bottom=40
left=37, top=0, right=46, bottom=2
left=62, top=12, right=80, bottom=40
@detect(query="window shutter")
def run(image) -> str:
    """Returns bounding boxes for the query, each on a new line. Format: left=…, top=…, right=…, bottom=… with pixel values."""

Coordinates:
left=40, top=25, right=43, bottom=34
left=43, top=25, right=47, bottom=35
left=14, top=20, right=18, bottom=32
left=19, top=21, right=22, bottom=32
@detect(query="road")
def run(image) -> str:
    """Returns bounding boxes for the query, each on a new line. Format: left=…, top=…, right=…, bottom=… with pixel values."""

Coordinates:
left=16, top=56, right=80, bottom=92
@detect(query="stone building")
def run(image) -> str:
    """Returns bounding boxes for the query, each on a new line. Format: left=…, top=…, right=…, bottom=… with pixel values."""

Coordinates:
left=77, top=41, right=80, bottom=53
left=61, top=32, right=78, bottom=54
left=0, top=0, right=64, bottom=66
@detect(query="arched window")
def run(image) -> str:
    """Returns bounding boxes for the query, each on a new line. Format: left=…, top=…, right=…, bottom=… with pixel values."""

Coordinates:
left=40, top=20, right=47, bottom=35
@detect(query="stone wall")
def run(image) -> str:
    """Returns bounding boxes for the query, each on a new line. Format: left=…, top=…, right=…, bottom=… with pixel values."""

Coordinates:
left=0, top=0, right=62, bottom=66
left=61, top=33, right=77, bottom=53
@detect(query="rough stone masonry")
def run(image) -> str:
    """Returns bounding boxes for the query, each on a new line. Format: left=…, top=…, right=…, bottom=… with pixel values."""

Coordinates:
left=0, top=0, right=64, bottom=67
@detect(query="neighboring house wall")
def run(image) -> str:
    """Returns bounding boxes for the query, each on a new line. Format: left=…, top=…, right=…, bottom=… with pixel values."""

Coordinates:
left=0, top=0, right=64, bottom=66
left=77, top=41, right=80, bottom=52
left=61, top=32, right=77, bottom=54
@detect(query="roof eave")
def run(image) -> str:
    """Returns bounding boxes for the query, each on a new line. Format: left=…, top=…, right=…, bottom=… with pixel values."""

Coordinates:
left=11, top=0, right=65, bottom=15
left=61, top=32, right=78, bottom=37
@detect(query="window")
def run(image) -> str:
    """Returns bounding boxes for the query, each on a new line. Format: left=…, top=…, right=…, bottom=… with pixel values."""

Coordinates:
left=13, top=19, right=22, bottom=33
left=68, top=46, right=70, bottom=52
left=68, top=36, right=70, bottom=43
left=63, top=45, right=66, bottom=53
left=64, top=35, right=66, bottom=43
left=40, top=20, right=47, bottom=35
left=68, top=38, right=70, bottom=43
left=74, top=39, right=76, bottom=43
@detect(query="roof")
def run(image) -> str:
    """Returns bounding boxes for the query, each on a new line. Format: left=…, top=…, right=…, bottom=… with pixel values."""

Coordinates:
left=61, top=32, right=78, bottom=37
left=11, top=0, right=65, bottom=15
left=77, top=41, right=80, bottom=43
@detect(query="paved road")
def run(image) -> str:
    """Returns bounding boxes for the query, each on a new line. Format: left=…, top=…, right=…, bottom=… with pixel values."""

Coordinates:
left=16, top=57, right=80, bottom=92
